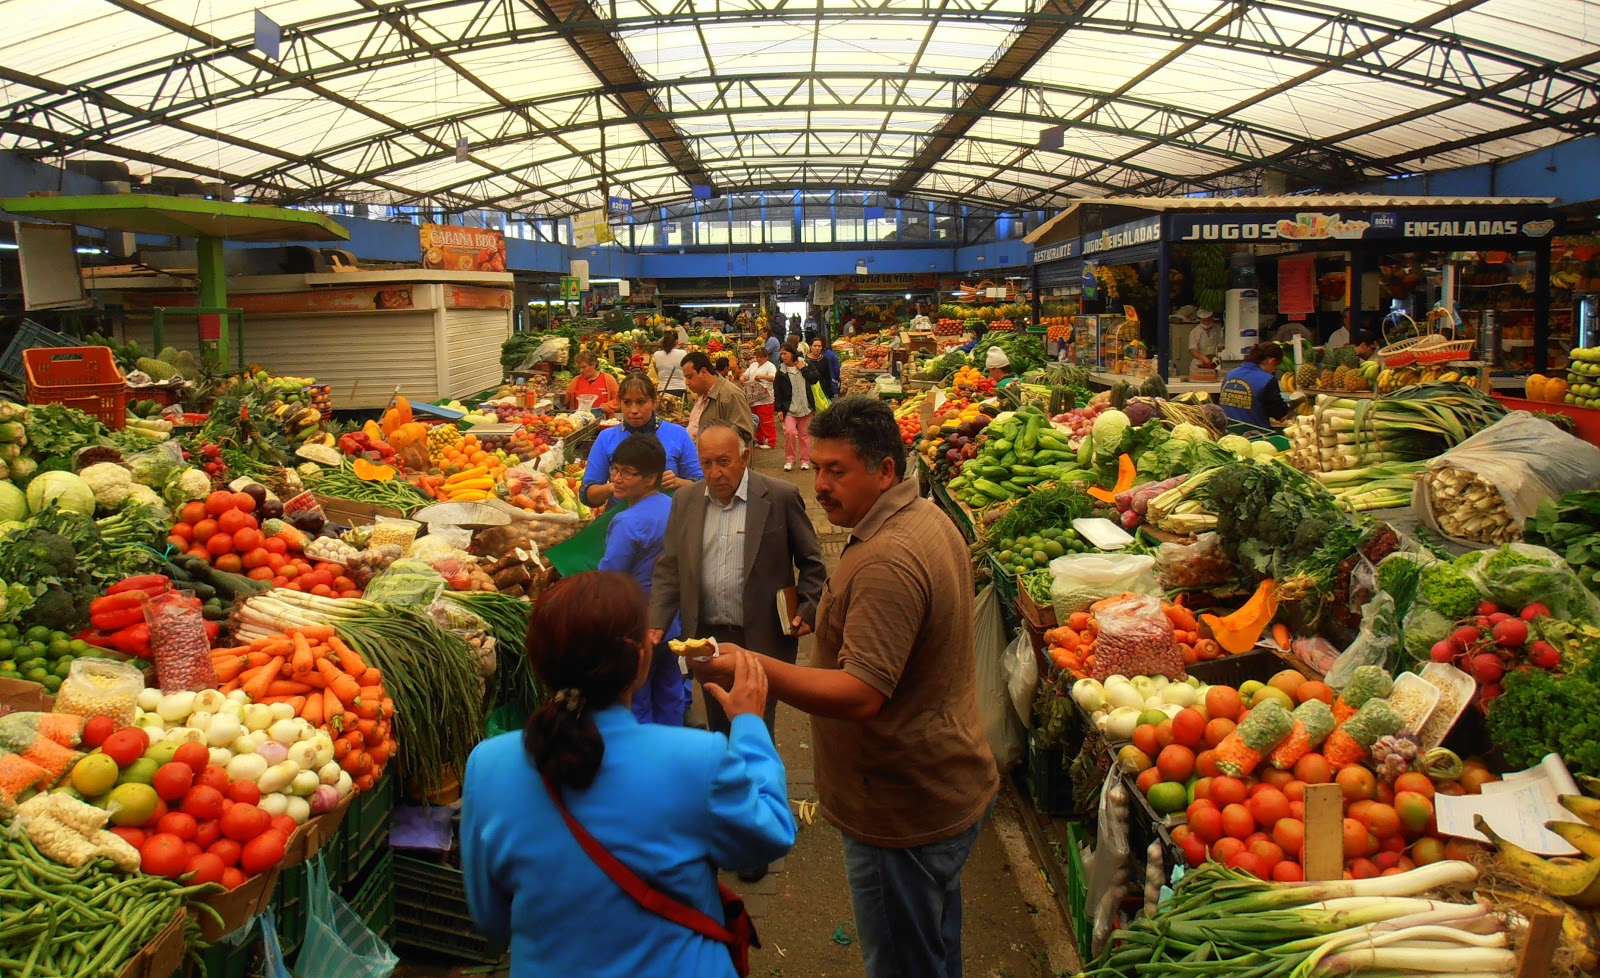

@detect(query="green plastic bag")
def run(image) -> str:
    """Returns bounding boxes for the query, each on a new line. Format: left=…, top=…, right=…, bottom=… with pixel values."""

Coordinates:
left=543, top=504, right=622, bottom=578
left=295, top=854, right=398, bottom=978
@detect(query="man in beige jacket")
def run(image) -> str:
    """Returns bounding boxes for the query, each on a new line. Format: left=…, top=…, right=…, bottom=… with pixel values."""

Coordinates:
left=681, top=351, right=754, bottom=443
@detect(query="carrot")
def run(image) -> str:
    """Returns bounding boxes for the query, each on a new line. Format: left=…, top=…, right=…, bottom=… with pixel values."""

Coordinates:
left=249, top=638, right=295, bottom=656
left=208, top=645, right=251, bottom=659
left=265, top=680, right=312, bottom=697
left=333, top=738, right=351, bottom=760
left=290, top=633, right=315, bottom=677
left=221, top=680, right=240, bottom=694
left=353, top=698, right=380, bottom=720
left=378, top=698, right=394, bottom=719
left=301, top=695, right=324, bottom=727
left=367, top=741, right=391, bottom=765
left=1067, top=611, right=1092, bottom=631
left=358, top=668, right=382, bottom=687
left=357, top=685, right=384, bottom=704
left=354, top=718, right=378, bottom=739
left=324, top=663, right=361, bottom=704
left=322, top=689, right=345, bottom=731
left=292, top=625, right=337, bottom=643
left=241, top=658, right=284, bottom=701
left=328, top=637, right=368, bottom=678
left=213, top=656, right=249, bottom=684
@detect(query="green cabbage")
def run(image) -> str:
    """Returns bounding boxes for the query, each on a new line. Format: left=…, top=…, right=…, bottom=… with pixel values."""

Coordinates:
left=1091, top=409, right=1129, bottom=446
left=1218, top=434, right=1253, bottom=456
left=26, top=471, right=96, bottom=516
left=0, top=482, right=25, bottom=523
left=1170, top=423, right=1212, bottom=442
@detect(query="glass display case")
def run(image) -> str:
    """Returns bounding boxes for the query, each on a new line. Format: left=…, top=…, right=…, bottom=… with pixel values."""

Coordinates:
left=1070, top=314, right=1129, bottom=371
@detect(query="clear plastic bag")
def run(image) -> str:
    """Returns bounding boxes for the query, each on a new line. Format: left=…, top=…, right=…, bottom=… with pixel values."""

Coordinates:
left=1464, top=542, right=1600, bottom=620
left=146, top=590, right=218, bottom=693
left=361, top=558, right=447, bottom=606
left=291, top=855, right=399, bottom=978
left=1090, top=594, right=1183, bottom=681
left=1004, top=629, right=1038, bottom=730
left=125, top=442, right=185, bottom=489
left=408, top=526, right=473, bottom=563
left=1155, top=532, right=1234, bottom=590
left=345, top=544, right=404, bottom=587
left=368, top=516, right=422, bottom=553
left=53, top=658, right=145, bottom=726
left=1049, top=552, right=1158, bottom=620
left=972, top=586, right=1022, bottom=771
left=1324, top=592, right=1400, bottom=690
left=1414, top=412, right=1600, bottom=545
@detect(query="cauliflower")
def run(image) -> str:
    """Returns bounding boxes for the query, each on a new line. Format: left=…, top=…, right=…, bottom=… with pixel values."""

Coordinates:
left=125, top=484, right=168, bottom=522
left=163, top=467, right=212, bottom=509
left=78, top=462, right=132, bottom=511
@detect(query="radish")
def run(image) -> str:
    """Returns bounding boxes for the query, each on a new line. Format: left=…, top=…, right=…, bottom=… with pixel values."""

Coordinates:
left=1487, top=612, right=1512, bottom=625
left=1521, top=602, right=1551, bottom=621
left=1468, top=653, right=1504, bottom=685
left=1530, top=640, right=1561, bottom=669
left=1491, top=618, right=1529, bottom=649
left=1451, top=625, right=1482, bottom=647
left=1476, top=601, right=1500, bottom=616
left=1430, top=640, right=1459, bottom=663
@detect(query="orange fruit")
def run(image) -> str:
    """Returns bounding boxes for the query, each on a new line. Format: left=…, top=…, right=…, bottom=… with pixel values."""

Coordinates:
left=213, top=553, right=243, bottom=574
left=1361, top=802, right=1401, bottom=840
left=1268, top=669, right=1305, bottom=699
left=1296, top=681, right=1335, bottom=704
left=1336, top=766, right=1377, bottom=802
left=1205, top=686, right=1243, bottom=722
left=1393, top=772, right=1435, bottom=800
left=1341, top=818, right=1370, bottom=858
left=1132, top=725, right=1160, bottom=758
left=204, top=491, right=236, bottom=517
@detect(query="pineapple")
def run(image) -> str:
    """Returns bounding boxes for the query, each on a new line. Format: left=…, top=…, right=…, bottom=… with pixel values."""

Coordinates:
left=1296, top=352, right=1318, bottom=390
left=1319, top=368, right=1336, bottom=389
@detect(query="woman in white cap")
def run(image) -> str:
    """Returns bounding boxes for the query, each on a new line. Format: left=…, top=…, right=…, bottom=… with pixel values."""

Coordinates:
left=985, top=345, right=1018, bottom=388
left=1188, top=308, right=1222, bottom=377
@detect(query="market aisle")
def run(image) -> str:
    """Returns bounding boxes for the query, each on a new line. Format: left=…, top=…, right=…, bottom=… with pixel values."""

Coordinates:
left=721, top=447, right=1078, bottom=978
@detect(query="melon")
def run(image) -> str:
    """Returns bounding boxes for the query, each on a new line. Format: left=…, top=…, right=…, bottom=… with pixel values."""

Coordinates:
left=1526, top=373, right=1549, bottom=401
left=1546, top=378, right=1570, bottom=403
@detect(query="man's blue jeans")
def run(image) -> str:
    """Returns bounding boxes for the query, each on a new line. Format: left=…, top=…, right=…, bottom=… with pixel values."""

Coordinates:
left=839, top=802, right=993, bottom=978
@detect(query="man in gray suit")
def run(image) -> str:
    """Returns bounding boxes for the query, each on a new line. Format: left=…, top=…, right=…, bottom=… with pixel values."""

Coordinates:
left=649, top=419, right=827, bottom=740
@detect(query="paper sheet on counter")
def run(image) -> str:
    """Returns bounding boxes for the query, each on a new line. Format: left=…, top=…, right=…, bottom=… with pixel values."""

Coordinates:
left=1434, top=752, right=1585, bottom=856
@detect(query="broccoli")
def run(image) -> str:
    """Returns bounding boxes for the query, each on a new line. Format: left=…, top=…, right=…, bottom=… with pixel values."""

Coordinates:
left=28, top=588, right=88, bottom=633
left=15, top=530, right=78, bottom=578
left=1416, top=562, right=1482, bottom=619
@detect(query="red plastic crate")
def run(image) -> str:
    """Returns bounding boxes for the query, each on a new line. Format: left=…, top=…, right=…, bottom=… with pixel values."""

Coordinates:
left=24, top=346, right=127, bottom=429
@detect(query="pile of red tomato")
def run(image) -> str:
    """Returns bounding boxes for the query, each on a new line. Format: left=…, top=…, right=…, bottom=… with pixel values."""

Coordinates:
left=165, top=491, right=360, bottom=598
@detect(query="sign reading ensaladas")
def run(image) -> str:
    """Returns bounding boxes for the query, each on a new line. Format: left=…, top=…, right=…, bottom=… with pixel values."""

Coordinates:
left=421, top=224, right=507, bottom=272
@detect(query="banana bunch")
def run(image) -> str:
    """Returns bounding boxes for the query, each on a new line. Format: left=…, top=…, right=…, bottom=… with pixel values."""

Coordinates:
left=1472, top=792, right=1600, bottom=970
left=1375, top=365, right=1466, bottom=393
left=267, top=400, right=329, bottom=444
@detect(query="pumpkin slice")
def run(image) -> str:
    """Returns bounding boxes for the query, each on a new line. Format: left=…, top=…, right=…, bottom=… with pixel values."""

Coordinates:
left=1200, top=579, right=1280, bottom=655
left=1087, top=453, right=1138, bottom=504
left=353, top=458, right=397, bottom=482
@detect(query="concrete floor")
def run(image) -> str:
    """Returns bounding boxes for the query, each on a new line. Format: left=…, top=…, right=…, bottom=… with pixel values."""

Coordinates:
left=398, top=444, right=1078, bottom=978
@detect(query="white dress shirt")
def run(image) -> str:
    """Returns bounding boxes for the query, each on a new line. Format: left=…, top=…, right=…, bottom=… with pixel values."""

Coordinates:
left=700, top=468, right=750, bottom=628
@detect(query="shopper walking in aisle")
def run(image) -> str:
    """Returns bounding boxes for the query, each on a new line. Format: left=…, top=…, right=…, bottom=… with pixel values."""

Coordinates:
left=773, top=344, right=820, bottom=472
left=566, top=350, right=620, bottom=418
left=742, top=354, right=778, bottom=449
left=649, top=419, right=826, bottom=737
left=1220, top=341, right=1293, bottom=428
left=580, top=374, right=702, bottom=509
left=462, top=571, right=794, bottom=978
left=764, top=324, right=784, bottom=367
left=686, top=395, right=997, bottom=978
left=653, top=332, right=688, bottom=398
left=682, top=351, right=755, bottom=443
left=809, top=337, right=841, bottom=400
left=596, top=434, right=688, bottom=724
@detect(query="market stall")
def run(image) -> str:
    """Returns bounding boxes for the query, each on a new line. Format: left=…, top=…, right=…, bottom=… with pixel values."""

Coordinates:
left=901, top=346, right=1600, bottom=976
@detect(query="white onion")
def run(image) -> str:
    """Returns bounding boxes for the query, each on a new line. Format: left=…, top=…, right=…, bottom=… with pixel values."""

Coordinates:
left=1071, top=679, right=1106, bottom=712
left=1105, top=683, right=1144, bottom=710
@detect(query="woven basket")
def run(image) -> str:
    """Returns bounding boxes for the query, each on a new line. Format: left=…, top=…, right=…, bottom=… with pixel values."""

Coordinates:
left=1378, top=313, right=1424, bottom=367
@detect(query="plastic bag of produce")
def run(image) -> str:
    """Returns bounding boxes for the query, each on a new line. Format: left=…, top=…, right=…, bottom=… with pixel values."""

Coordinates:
left=1004, top=629, right=1038, bottom=731
left=408, top=526, right=474, bottom=563
left=53, top=657, right=144, bottom=726
left=1049, top=552, right=1158, bottom=621
left=1155, top=532, right=1233, bottom=590
left=1323, top=594, right=1399, bottom=690
left=361, top=558, right=447, bottom=606
left=1413, top=412, right=1600, bottom=546
left=973, top=586, right=1021, bottom=768
left=125, top=442, right=185, bottom=489
left=1090, top=594, right=1183, bottom=681
left=295, top=854, right=399, bottom=978
left=144, top=590, right=219, bottom=693
left=1463, top=542, right=1600, bottom=621
left=368, top=516, right=422, bottom=553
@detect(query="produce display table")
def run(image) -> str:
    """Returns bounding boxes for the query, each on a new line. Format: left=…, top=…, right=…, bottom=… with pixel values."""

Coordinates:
left=1089, top=371, right=1217, bottom=394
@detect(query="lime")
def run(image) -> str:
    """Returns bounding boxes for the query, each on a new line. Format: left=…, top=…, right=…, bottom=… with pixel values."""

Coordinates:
left=0, top=624, right=15, bottom=639
left=1043, top=540, right=1065, bottom=559
left=20, top=657, right=45, bottom=673
left=1147, top=781, right=1189, bottom=816
left=1042, top=527, right=1060, bottom=539
left=0, top=662, right=15, bottom=676
left=26, top=642, right=46, bottom=658
left=0, top=639, right=14, bottom=660
left=998, top=550, right=1013, bottom=564
left=1032, top=550, right=1048, bottom=565
left=23, top=668, right=48, bottom=684
left=106, top=784, right=159, bottom=827
left=52, top=659, right=73, bottom=679
left=47, top=638, right=70, bottom=657
left=117, top=758, right=161, bottom=786
left=68, top=639, right=89, bottom=655
left=23, top=626, right=49, bottom=644
left=42, top=675, right=61, bottom=693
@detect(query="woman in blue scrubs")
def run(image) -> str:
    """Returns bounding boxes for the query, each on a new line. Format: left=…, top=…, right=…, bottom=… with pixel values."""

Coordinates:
left=581, top=373, right=702, bottom=509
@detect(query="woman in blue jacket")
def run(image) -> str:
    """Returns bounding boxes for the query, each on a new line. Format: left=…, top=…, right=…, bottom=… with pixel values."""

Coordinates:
left=581, top=373, right=703, bottom=508
left=462, top=571, right=794, bottom=978
left=1220, top=342, right=1292, bottom=427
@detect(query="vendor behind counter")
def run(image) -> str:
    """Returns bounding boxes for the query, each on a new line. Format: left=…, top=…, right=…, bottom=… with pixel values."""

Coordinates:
left=1220, top=342, right=1292, bottom=427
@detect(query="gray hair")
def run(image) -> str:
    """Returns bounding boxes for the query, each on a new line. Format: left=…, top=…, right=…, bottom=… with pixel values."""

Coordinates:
left=698, top=419, right=751, bottom=456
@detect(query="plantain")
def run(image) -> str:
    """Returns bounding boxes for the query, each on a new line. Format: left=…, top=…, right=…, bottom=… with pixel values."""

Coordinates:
left=1563, top=793, right=1600, bottom=829
left=1478, top=884, right=1600, bottom=972
left=1550, top=817, right=1600, bottom=858
left=1579, top=774, right=1600, bottom=798
left=1476, top=815, right=1600, bottom=907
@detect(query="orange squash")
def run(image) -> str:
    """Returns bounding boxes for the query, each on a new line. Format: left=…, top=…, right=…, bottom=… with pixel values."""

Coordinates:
left=1200, top=580, right=1280, bottom=655
left=380, top=395, right=413, bottom=437
left=1088, top=453, right=1138, bottom=503
left=1546, top=378, right=1570, bottom=403
left=353, top=458, right=396, bottom=482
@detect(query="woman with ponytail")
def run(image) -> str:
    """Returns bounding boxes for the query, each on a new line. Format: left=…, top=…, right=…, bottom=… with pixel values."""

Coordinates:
left=461, top=571, right=795, bottom=977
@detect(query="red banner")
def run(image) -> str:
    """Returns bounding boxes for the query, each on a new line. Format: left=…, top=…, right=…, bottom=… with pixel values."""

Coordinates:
left=421, top=224, right=506, bottom=272
left=1278, top=256, right=1317, bottom=317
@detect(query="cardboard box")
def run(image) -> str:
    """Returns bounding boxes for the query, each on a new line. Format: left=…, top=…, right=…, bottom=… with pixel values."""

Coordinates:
left=0, top=677, right=54, bottom=714
left=116, top=907, right=188, bottom=978
left=314, top=493, right=407, bottom=527
left=198, top=865, right=280, bottom=943
left=1016, top=579, right=1058, bottom=631
left=280, top=792, right=354, bottom=869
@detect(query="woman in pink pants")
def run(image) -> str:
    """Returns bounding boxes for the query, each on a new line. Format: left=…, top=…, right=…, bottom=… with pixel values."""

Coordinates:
left=773, top=344, right=821, bottom=472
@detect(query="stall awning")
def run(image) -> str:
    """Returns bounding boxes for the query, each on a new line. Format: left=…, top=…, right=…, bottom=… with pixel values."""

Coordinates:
left=1, top=195, right=349, bottom=243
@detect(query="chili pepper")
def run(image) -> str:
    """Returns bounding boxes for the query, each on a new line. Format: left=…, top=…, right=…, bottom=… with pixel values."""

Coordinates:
left=90, top=607, right=145, bottom=632
left=105, top=575, right=171, bottom=596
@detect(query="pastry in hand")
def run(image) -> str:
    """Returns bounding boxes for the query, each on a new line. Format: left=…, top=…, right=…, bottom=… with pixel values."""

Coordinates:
left=668, top=637, right=716, bottom=655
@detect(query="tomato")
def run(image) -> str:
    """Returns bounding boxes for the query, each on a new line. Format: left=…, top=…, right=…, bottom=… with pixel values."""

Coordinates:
left=213, top=553, right=244, bottom=574
left=101, top=728, right=149, bottom=767
left=220, top=804, right=268, bottom=842
left=263, top=537, right=288, bottom=555
left=217, top=509, right=252, bottom=535
left=240, top=830, right=288, bottom=875
left=241, top=546, right=270, bottom=570
left=221, top=867, right=248, bottom=890
left=192, top=519, right=220, bottom=544
left=266, top=553, right=287, bottom=571
left=205, top=490, right=237, bottom=517
left=279, top=564, right=300, bottom=580
left=181, top=785, right=225, bottom=822
left=332, top=576, right=356, bottom=592
left=225, top=781, right=262, bottom=806
left=185, top=853, right=226, bottom=886
left=247, top=566, right=275, bottom=581
left=80, top=715, right=116, bottom=750
left=183, top=841, right=203, bottom=860
left=311, top=584, right=335, bottom=598
left=207, top=838, right=243, bottom=867
left=179, top=501, right=208, bottom=525
left=155, top=811, right=198, bottom=841
left=197, top=765, right=230, bottom=793
left=110, top=826, right=147, bottom=849
left=231, top=492, right=257, bottom=513
left=172, top=742, right=211, bottom=774
left=140, top=834, right=189, bottom=878
left=194, top=818, right=221, bottom=849
left=151, top=762, right=194, bottom=801
left=269, top=814, right=298, bottom=838
left=206, top=533, right=235, bottom=557
left=169, top=522, right=194, bottom=542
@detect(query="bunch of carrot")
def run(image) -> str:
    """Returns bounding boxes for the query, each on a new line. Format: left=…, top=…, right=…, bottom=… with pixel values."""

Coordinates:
left=209, top=625, right=396, bottom=791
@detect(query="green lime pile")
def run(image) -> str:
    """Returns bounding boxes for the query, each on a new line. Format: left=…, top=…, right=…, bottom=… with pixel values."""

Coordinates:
left=993, top=527, right=1088, bottom=575
left=0, top=624, right=109, bottom=692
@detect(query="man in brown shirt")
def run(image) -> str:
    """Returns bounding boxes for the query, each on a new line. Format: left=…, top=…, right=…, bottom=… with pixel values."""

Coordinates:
left=690, top=395, right=997, bottom=978
left=681, top=351, right=754, bottom=443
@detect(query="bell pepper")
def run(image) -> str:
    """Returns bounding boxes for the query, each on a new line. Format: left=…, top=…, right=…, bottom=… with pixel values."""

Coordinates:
left=107, top=623, right=153, bottom=659
left=90, top=606, right=145, bottom=632
left=106, top=574, right=171, bottom=596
